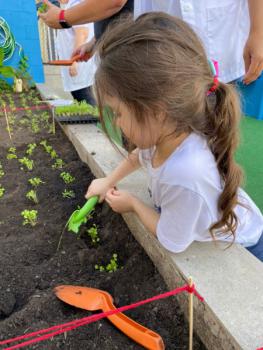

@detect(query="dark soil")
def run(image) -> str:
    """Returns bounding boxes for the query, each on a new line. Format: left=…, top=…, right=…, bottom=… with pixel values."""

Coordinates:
left=0, top=91, right=206, bottom=349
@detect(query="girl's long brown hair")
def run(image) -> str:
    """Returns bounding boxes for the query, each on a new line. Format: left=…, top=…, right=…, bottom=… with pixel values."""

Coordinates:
left=94, top=12, right=243, bottom=241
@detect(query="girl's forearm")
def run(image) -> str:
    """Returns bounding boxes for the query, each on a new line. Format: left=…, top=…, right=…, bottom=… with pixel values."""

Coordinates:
left=248, top=0, right=263, bottom=34
left=107, top=149, right=141, bottom=186
left=65, top=0, right=127, bottom=26
left=132, top=197, right=160, bottom=236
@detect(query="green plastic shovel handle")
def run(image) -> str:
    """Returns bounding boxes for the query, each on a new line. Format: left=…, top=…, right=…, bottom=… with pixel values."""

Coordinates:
left=73, top=196, right=99, bottom=222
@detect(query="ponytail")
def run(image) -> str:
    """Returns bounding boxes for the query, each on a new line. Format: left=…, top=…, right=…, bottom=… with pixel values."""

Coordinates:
left=207, top=83, right=243, bottom=242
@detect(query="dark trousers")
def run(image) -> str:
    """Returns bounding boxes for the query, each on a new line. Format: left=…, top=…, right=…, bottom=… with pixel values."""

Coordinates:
left=71, top=86, right=96, bottom=106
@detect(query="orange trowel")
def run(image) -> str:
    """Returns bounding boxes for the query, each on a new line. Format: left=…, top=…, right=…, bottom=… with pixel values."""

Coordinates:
left=47, top=52, right=92, bottom=66
left=54, top=285, right=165, bottom=350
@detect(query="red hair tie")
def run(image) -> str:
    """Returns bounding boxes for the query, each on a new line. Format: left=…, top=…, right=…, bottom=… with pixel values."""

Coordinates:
left=208, top=76, right=219, bottom=94
left=207, top=59, right=219, bottom=95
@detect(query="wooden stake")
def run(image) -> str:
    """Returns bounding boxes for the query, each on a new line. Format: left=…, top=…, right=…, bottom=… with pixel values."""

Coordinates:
left=51, top=106, right=56, bottom=134
left=188, top=276, right=194, bottom=350
left=4, top=107, right=12, bottom=140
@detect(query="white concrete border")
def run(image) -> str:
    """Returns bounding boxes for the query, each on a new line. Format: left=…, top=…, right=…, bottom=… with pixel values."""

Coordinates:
left=60, top=123, right=263, bottom=350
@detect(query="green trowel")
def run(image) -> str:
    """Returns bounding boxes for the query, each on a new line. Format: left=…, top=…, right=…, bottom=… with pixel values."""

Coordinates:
left=67, top=196, right=99, bottom=233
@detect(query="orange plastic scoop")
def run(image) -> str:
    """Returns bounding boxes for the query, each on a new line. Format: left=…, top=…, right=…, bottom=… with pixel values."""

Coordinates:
left=54, top=285, right=165, bottom=350
left=47, top=53, right=91, bottom=66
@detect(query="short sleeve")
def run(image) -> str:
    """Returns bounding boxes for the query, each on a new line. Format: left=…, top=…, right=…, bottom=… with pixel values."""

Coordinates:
left=157, top=185, right=212, bottom=253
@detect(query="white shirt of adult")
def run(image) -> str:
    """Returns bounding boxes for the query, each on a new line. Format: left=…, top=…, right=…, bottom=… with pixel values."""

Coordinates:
left=134, top=0, right=250, bottom=83
left=139, top=133, right=263, bottom=253
left=56, top=0, right=96, bottom=92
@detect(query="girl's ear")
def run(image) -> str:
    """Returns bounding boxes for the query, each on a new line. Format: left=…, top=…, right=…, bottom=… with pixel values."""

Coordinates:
left=156, top=109, right=167, bottom=123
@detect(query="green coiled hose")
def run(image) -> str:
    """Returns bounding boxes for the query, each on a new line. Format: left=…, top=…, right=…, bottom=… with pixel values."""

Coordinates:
left=0, top=16, right=22, bottom=62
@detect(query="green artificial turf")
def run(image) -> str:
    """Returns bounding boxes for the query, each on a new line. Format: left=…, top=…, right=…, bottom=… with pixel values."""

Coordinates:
left=236, top=116, right=263, bottom=212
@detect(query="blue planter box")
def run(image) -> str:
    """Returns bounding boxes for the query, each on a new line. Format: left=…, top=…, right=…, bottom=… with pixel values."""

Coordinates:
left=237, top=74, right=263, bottom=120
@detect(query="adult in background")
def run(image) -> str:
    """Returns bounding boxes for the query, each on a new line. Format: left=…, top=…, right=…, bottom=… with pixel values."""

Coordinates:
left=56, top=0, right=96, bottom=105
left=40, top=0, right=263, bottom=85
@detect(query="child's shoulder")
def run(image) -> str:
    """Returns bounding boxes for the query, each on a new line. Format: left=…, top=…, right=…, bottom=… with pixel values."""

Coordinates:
left=161, top=133, right=220, bottom=189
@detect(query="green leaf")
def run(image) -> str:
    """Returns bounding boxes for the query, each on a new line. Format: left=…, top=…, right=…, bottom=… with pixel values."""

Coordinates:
left=0, top=66, right=15, bottom=78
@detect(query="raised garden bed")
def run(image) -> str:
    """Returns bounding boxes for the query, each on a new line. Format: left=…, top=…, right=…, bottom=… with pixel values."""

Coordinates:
left=0, top=89, right=206, bottom=349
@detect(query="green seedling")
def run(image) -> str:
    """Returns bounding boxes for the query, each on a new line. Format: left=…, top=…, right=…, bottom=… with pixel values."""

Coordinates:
left=62, top=189, right=75, bottom=199
left=0, top=185, right=5, bottom=198
left=21, top=209, right=38, bottom=226
left=19, top=117, right=30, bottom=126
left=38, top=2, right=48, bottom=13
left=19, top=157, right=34, bottom=171
left=60, top=172, right=75, bottom=184
left=0, top=168, right=4, bottom=178
left=40, top=140, right=52, bottom=154
left=6, top=153, right=17, bottom=159
left=26, top=143, right=37, bottom=156
left=50, top=149, right=58, bottom=159
left=8, top=147, right=16, bottom=153
left=95, top=254, right=119, bottom=273
left=6, top=147, right=17, bottom=159
left=28, top=177, right=45, bottom=187
left=26, top=189, right=38, bottom=204
left=52, top=158, right=65, bottom=169
left=31, top=118, right=40, bottom=133
left=55, top=101, right=99, bottom=117
left=87, top=224, right=100, bottom=244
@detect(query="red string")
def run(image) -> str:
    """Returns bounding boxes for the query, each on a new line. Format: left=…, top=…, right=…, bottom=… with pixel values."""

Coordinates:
left=0, top=284, right=204, bottom=349
left=0, top=105, right=51, bottom=113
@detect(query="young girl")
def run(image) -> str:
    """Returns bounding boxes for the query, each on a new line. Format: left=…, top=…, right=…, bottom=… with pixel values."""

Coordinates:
left=86, top=12, right=263, bottom=261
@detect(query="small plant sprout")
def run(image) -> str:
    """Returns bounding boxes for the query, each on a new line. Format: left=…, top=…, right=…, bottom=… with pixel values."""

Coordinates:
left=95, top=254, right=119, bottom=273
left=60, top=172, right=75, bottom=184
left=21, top=209, right=38, bottom=226
left=38, top=2, right=48, bottom=13
left=28, top=177, right=45, bottom=187
left=6, top=153, right=17, bottom=160
left=6, top=147, right=17, bottom=159
left=0, top=163, right=4, bottom=178
left=19, top=157, right=34, bottom=171
left=26, top=189, right=38, bottom=204
left=31, top=118, right=40, bottom=133
left=50, top=149, right=58, bottom=159
left=0, top=185, right=5, bottom=199
left=40, top=140, right=52, bottom=154
left=62, top=189, right=75, bottom=199
left=52, top=158, right=65, bottom=169
left=26, top=143, right=37, bottom=156
left=87, top=224, right=100, bottom=244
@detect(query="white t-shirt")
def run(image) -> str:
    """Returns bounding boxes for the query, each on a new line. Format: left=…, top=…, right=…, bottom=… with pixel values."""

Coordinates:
left=134, top=0, right=250, bottom=83
left=139, top=133, right=263, bottom=253
left=56, top=0, right=96, bottom=92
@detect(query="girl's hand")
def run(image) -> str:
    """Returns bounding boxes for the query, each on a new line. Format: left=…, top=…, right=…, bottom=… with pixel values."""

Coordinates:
left=85, top=178, right=113, bottom=202
left=69, top=63, right=78, bottom=77
left=105, top=189, right=136, bottom=213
